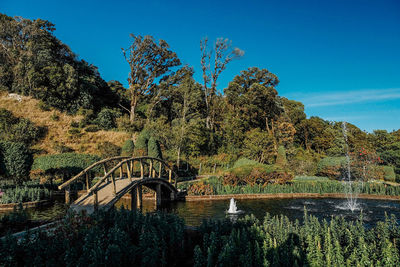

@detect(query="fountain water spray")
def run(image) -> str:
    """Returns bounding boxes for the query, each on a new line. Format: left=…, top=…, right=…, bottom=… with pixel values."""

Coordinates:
left=227, top=198, right=243, bottom=214
left=342, top=122, right=360, bottom=212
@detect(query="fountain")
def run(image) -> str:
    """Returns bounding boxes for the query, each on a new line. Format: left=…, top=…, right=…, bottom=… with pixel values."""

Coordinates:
left=227, top=198, right=243, bottom=214
left=341, top=122, right=361, bottom=212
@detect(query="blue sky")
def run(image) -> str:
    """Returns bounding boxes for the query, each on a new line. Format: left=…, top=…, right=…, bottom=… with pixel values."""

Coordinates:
left=2, top=0, right=400, bottom=132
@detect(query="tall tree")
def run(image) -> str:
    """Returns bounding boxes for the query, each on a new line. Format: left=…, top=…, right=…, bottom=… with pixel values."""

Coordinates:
left=200, top=37, right=243, bottom=130
left=122, top=34, right=181, bottom=122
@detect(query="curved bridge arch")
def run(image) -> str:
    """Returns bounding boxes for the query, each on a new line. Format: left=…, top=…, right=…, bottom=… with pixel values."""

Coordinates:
left=59, top=156, right=180, bottom=214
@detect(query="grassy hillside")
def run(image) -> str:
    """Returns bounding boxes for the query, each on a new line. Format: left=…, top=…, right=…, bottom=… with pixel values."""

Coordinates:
left=0, top=92, right=130, bottom=155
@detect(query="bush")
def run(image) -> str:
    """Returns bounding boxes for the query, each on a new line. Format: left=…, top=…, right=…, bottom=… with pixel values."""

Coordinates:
left=383, top=166, right=396, bottom=182
left=0, top=109, right=45, bottom=146
left=10, top=118, right=46, bottom=145
left=97, top=142, right=121, bottom=158
left=135, top=129, right=151, bottom=156
left=121, top=139, right=134, bottom=157
left=148, top=136, right=162, bottom=159
left=0, top=141, right=33, bottom=183
left=0, top=186, right=51, bottom=204
left=94, top=108, right=121, bottom=130
left=84, top=125, right=100, bottom=132
left=67, top=128, right=82, bottom=139
left=70, top=121, right=80, bottom=128
left=52, top=143, right=74, bottom=153
left=316, top=156, right=346, bottom=179
left=275, top=145, right=287, bottom=167
left=31, top=153, right=100, bottom=179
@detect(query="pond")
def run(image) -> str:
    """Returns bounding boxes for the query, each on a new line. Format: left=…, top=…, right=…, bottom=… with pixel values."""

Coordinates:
left=116, top=197, right=400, bottom=227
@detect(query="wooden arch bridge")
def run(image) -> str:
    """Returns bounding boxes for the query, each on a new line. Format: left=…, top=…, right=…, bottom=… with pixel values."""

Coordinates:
left=58, top=156, right=182, bottom=214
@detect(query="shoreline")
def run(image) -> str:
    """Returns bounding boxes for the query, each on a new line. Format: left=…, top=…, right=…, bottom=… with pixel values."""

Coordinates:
left=183, top=193, right=400, bottom=201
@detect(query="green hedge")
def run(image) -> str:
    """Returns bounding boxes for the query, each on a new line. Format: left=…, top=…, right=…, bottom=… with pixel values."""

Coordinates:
left=383, top=166, right=396, bottom=182
left=0, top=141, right=32, bottom=183
left=134, top=129, right=150, bottom=156
left=32, top=153, right=100, bottom=178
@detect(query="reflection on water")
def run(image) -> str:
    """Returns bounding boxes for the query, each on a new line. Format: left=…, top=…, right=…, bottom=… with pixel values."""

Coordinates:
left=116, top=197, right=400, bottom=227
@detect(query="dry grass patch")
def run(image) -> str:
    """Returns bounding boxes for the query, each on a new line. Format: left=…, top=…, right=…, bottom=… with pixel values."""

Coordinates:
left=0, top=92, right=131, bottom=155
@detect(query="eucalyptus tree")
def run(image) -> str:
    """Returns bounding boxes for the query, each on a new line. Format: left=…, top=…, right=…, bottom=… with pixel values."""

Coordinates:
left=122, top=34, right=181, bottom=122
left=200, top=37, right=243, bottom=130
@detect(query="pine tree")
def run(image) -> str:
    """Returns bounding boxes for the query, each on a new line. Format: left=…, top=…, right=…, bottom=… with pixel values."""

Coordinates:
left=148, top=136, right=162, bottom=159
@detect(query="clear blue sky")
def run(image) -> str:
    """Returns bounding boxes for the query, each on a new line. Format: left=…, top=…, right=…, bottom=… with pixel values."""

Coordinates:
left=2, top=0, right=400, bottom=132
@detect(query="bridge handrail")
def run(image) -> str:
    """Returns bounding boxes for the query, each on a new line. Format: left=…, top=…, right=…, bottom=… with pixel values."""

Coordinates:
left=86, top=156, right=178, bottom=196
left=58, top=156, right=131, bottom=190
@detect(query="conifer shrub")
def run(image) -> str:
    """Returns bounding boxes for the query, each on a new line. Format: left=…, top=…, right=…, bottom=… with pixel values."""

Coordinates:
left=0, top=141, right=33, bottom=183
left=148, top=136, right=162, bottom=159
left=275, top=145, right=288, bottom=167
left=121, top=139, right=134, bottom=157
left=134, top=129, right=150, bottom=156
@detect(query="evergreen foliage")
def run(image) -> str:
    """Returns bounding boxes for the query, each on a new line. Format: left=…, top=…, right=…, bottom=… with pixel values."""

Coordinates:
left=31, top=153, right=100, bottom=178
left=0, top=141, right=32, bottom=183
left=148, top=136, right=162, bottom=159
left=121, top=139, right=134, bottom=157
left=134, top=129, right=151, bottom=156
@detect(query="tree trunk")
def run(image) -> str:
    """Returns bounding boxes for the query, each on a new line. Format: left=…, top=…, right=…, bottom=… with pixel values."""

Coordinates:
left=271, top=119, right=278, bottom=152
left=266, top=117, right=271, bottom=133
left=130, top=94, right=138, bottom=122
left=177, top=147, right=181, bottom=169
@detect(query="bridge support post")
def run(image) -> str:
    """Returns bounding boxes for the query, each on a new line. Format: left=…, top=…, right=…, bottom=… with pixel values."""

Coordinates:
left=155, top=184, right=162, bottom=207
left=130, top=187, right=137, bottom=210
left=85, top=173, right=89, bottom=192
left=65, top=186, right=71, bottom=204
left=137, top=185, right=142, bottom=209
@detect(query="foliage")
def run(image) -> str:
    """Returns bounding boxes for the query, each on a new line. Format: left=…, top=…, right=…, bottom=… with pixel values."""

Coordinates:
left=84, top=125, right=100, bottom=132
left=0, top=209, right=186, bottom=266
left=94, top=108, right=121, bottom=130
left=0, top=108, right=45, bottom=146
left=121, top=139, right=134, bottom=157
left=134, top=129, right=151, bottom=156
left=383, top=166, right=396, bottom=182
left=0, top=141, right=33, bottom=183
left=97, top=141, right=121, bottom=158
left=317, top=157, right=346, bottom=179
left=31, top=153, right=100, bottom=179
left=194, top=212, right=400, bottom=267
left=0, top=14, right=118, bottom=114
left=276, top=145, right=288, bottom=167
left=179, top=178, right=400, bottom=196
left=0, top=186, right=50, bottom=203
left=148, top=136, right=162, bottom=159
left=242, top=128, right=275, bottom=163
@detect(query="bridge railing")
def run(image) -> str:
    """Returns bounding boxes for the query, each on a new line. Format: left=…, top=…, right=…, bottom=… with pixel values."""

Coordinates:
left=58, top=156, right=131, bottom=191
left=80, top=157, right=178, bottom=209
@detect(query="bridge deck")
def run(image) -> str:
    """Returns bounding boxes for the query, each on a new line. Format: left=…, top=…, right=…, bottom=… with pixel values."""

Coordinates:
left=71, top=178, right=140, bottom=214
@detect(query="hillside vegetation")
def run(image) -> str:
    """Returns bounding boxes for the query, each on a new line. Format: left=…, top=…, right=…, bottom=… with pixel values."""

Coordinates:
left=0, top=92, right=130, bottom=155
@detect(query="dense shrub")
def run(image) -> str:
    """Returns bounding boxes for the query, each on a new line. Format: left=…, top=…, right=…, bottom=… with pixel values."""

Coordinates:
left=275, top=145, right=287, bottom=167
left=121, top=139, right=134, bottom=157
left=31, top=153, right=100, bottom=179
left=179, top=178, right=400, bottom=196
left=383, top=166, right=396, bottom=182
left=0, top=209, right=186, bottom=266
left=0, top=186, right=50, bottom=203
left=94, top=108, right=121, bottom=130
left=194, top=212, right=400, bottom=267
left=0, top=141, right=33, bottom=183
left=148, top=136, right=162, bottom=159
left=0, top=108, right=45, bottom=146
left=97, top=141, right=121, bottom=158
left=134, top=129, right=151, bottom=156
left=316, top=156, right=346, bottom=179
